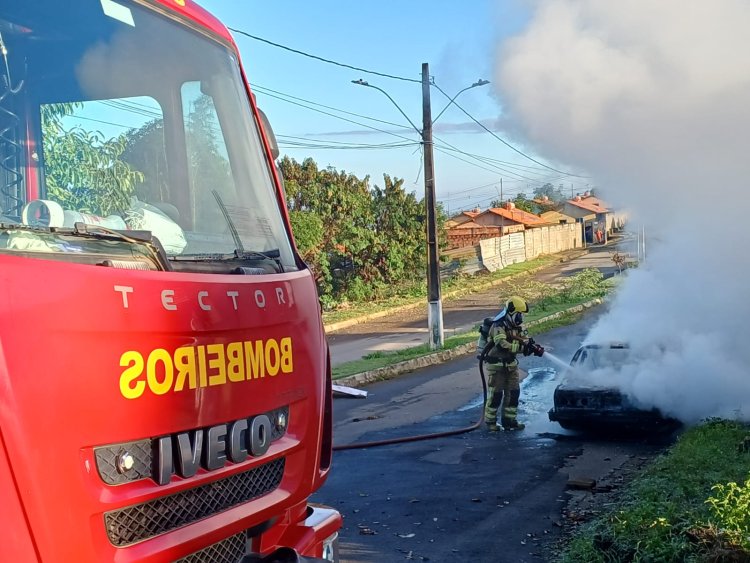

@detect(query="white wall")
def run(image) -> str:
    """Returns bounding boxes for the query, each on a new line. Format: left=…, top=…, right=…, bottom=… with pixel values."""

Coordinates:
left=480, top=224, right=581, bottom=272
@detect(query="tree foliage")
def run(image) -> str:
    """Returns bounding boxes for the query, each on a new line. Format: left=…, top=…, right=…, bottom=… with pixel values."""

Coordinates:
left=42, top=103, right=143, bottom=216
left=533, top=182, right=566, bottom=203
left=490, top=193, right=535, bottom=213
left=121, top=118, right=168, bottom=203
left=280, top=156, right=437, bottom=306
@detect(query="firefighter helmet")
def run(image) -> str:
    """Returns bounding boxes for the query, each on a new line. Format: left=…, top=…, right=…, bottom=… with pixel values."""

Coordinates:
left=504, top=296, right=528, bottom=327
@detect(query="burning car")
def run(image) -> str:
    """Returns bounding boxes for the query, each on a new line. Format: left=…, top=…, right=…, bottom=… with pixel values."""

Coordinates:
left=548, top=343, right=679, bottom=432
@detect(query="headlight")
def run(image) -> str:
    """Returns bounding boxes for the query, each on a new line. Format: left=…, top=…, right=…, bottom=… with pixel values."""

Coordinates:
left=321, top=532, right=339, bottom=562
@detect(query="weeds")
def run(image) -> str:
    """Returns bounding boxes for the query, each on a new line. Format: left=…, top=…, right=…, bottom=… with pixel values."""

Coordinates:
left=559, top=420, right=750, bottom=562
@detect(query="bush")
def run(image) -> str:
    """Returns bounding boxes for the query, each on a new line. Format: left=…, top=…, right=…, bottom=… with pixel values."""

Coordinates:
left=705, top=477, right=750, bottom=552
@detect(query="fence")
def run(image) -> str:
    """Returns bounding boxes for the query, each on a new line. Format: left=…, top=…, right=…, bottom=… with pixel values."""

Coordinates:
left=479, top=224, right=582, bottom=272
left=439, top=223, right=582, bottom=278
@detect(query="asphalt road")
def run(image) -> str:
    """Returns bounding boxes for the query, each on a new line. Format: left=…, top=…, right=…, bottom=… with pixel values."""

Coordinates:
left=313, top=307, right=673, bottom=563
left=327, top=245, right=621, bottom=367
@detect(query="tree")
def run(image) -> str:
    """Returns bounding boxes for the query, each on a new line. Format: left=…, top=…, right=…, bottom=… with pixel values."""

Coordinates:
left=121, top=118, right=168, bottom=204
left=533, top=182, right=566, bottom=203
left=42, top=103, right=143, bottom=216
left=512, top=193, right=535, bottom=213
left=369, top=174, right=426, bottom=283
left=279, top=156, right=431, bottom=305
left=280, top=156, right=376, bottom=301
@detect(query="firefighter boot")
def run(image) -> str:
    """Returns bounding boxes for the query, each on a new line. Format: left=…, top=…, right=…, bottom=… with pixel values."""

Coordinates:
left=486, top=422, right=500, bottom=432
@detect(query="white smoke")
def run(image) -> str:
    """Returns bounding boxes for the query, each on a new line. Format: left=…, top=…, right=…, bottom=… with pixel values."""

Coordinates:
left=496, top=0, right=750, bottom=423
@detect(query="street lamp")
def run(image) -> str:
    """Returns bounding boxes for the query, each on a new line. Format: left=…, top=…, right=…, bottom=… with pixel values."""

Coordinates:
left=432, top=79, right=490, bottom=125
left=351, top=79, right=422, bottom=135
left=352, top=70, right=489, bottom=350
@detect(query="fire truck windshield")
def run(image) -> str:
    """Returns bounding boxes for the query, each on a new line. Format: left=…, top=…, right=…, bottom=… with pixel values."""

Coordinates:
left=0, top=1, right=296, bottom=268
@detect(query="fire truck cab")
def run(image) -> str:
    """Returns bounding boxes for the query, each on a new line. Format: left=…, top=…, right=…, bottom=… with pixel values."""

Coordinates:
left=0, top=1, right=340, bottom=561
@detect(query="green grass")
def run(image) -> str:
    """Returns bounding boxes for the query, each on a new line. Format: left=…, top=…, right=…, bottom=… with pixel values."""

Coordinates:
left=322, top=253, right=562, bottom=326
left=527, top=310, right=587, bottom=335
left=331, top=271, right=612, bottom=380
left=560, top=420, right=750, bottom=562
left=332, top=331, right=478, bottom=380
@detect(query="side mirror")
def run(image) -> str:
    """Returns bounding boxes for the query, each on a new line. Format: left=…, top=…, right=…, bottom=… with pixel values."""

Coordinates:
left=257, top=108, right=279, bottom=161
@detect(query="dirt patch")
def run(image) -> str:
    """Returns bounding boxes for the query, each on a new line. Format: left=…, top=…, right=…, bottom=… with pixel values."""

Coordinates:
left=542, top=434, right=674, bottom=560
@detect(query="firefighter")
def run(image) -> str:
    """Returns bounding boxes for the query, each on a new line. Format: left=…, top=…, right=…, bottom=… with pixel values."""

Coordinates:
left=482, top=296, right=543, bottom=431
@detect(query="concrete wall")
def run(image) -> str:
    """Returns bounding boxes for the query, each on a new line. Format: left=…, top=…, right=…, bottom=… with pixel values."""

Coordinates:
left=479, top=224, right=582, bottom=272
left=480, top=231, right=526, bottom=271
left=446, top=223, right=523, bottom=249
left=525, top=223, right=582, bottom=259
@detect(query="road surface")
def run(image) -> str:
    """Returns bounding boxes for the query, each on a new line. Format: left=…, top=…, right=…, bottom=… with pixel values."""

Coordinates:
left=327, top=245, right=620, bottom=366
left=313, top=307, right=674, bottom=562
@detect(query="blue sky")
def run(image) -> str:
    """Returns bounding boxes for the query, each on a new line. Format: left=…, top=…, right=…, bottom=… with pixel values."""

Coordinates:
left=198, top=1, right=579, bottom=214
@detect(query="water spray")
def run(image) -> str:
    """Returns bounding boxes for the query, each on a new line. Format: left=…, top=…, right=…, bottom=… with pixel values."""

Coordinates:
left=543, top=351, right=573, bottom=374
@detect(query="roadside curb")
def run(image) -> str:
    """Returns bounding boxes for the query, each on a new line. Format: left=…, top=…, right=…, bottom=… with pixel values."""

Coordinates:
left=333, top=297, right=604, bottom=388
left=324, top=248, right=590, bottom=334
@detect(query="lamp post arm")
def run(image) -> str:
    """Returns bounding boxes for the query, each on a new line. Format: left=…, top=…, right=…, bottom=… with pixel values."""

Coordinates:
left=431, top=79, right=490, bottom=126
left=351, top=79, right=421, bottom=135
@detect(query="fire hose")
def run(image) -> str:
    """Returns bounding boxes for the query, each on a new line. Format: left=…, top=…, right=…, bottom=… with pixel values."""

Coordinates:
left=332, top=334, right=545, bottom=451
left=332, top=345, right=490, bottom=451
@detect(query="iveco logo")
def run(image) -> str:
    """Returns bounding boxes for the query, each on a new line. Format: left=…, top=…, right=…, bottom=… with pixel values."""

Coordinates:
left=154, top=415, right=274, bottom=486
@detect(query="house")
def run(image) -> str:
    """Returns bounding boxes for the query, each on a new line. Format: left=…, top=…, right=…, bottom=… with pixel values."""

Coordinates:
left=540, top=210, right=576, bottom=225
left=559, top=193, right=614, bottom=244
left=445, top=208, right=481, bottom=229
left=445, top=219, right=503, bottom=249
left=473, top=202, right=549, bottom=231
left=445, top=202, right=555, bottom=249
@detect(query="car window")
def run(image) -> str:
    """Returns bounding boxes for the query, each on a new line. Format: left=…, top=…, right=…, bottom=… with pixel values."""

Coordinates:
left=575, top=346, right=630, bottom=371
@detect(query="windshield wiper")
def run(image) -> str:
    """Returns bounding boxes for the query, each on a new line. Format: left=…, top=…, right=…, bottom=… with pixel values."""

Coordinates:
left=211, top=190, right=284, bottom=272
left=69, top=222, right=171, bottom=270
left=0, top=221, right=171, bottom=270
left=171, top=249, right=283, bottom=273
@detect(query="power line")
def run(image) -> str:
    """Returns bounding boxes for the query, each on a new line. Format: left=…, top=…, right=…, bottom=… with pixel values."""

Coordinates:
left=433, top=145, right=518, bottom=177
left=251, top=83, right=407, bottom=129
left=277, top=134, right=415, bottom=149
left=252, top=88, right=417, bottom=144
left=252, top=82, right=572, bottom=184
left=65, top=114, right=131, bottom=130
left=441, top=180, right=500, bottom=198
left=280, top=140, right=417, bottom=151
left=433, top=140, right=562, bottom=183
left=220, top=26, right=589, bottom=180
left=431, top=81, right=589, bottom=178
left=249, top=73, right=577, bottom=188
left=431, top=131, right=530, bottom=179
left=459, top=153, right=568, bottom=174
left=413, top=146, right=424, bottom=185
left=229, top=28, right=421, bottom=84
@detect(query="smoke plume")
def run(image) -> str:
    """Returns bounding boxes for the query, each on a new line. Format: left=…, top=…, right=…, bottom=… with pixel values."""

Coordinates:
left=496, top=0, right=750, bottom=423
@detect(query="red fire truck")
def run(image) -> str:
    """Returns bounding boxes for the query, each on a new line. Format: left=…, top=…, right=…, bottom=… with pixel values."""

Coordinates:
left=0, top=1, right=341, bottom=561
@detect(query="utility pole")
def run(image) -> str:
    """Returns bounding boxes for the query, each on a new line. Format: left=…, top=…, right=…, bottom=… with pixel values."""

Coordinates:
left=641, top=225, right=646, bottom=263
left=353, top=70, right=488, bottom=351
left=422, top=62, right=443, bottom=350
left=499, top=178, right=504, bottom=234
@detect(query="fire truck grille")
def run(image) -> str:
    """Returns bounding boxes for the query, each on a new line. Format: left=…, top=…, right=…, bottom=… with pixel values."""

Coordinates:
left=95, top=407, right=289, bottom=485
left=174, top=532, right=248, bottom=563
left=104, top=458, right=285, bottom=547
